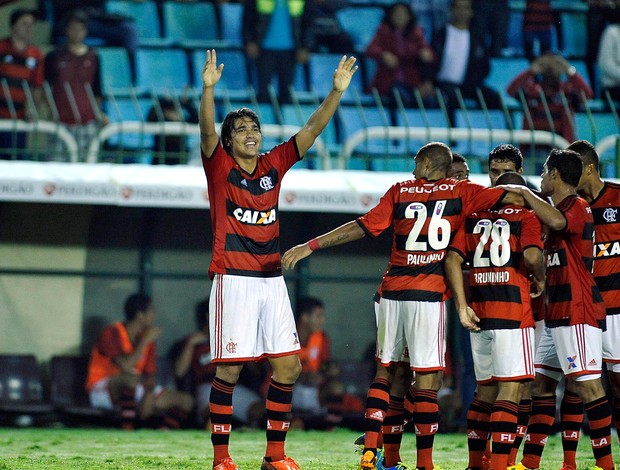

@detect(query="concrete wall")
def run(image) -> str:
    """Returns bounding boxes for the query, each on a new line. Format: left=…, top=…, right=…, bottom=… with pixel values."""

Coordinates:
left=0, top=202, right=390, bottom=365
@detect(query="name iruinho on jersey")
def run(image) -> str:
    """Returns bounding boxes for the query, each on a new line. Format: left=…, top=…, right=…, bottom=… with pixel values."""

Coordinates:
left=233, top=208, right=277, bottom=225
left=473, top=271, right=510, bottom=284
left=407, top=252, right=445, bottom=265
left=400, top=183, right=455, bottom=194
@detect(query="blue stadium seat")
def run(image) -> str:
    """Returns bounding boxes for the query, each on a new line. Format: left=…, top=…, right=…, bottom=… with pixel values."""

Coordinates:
left=453, top=109, right=508, bottom=159
left=98, top=47, right=133, bottom=95
left=219, top=3, right=244, bottom=48
left=105, top=0, right=170, bottom=47
left=335, top=6, right=384, bottom=54
left=280, top=103, right=338, bottom=167
left=162, top=1, right=222, bottom=49
left=486, top=57, right=530, bottom=108
left=135, top=48, right=190, bottom=94
left=394, top=108, right=450, bottom=154
left=338, top=104, right=403, bottom=169
left=191, top=49, right=252, bottom=100
left=559, top=11, right=587, bottom=58
left=103, top=97, right=154, bottom=156
left=308, top=53, right=371, bottom=104
left=505, top=10, right=524, bottom=56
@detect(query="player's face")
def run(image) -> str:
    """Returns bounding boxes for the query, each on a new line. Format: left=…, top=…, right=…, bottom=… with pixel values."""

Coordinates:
left=488, top=160, right=521, bottom=186
left=447, top=162, right=469, bottom=180
left=540, top=163, right=553, bottom=196
left=230, top=116, right=262, bottom=159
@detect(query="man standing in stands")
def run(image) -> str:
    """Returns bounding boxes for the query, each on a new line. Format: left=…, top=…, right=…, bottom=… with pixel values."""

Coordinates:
left=199, top=49, right=357, bottom=470
left=0, top=8, right=44, bottom=159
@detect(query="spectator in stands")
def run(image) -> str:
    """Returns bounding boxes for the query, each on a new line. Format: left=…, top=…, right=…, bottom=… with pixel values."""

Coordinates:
left=597, top=9, right=620, bottom=106
left=471, top=0, right=509, bottom=57
left=431, top=0, right=502, bottom=126
left=0, top=8, right=45, bottom=160
left=45, top=9, right=107, bottom=162
left=85, top=293, right=194, bottom=430
left=43, top=0, right=139, bottom=78
left=302, top=0, right=354, bottom=54
left=243, top=0, right=310, bottom=104
left=168, top=298, right=265, bottom=428
left=522, top=0, right=556, bottom=61
left=365, top=2, right=437, bottom=109
left=585, top=0, right=620, bottom=89
left=507, top=52, right=593, bottom=158
left=146, top=94, right=199, bottom=165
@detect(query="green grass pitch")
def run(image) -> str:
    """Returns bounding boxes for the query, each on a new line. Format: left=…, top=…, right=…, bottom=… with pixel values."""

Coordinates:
left=0, top=427, right=610, bottom=469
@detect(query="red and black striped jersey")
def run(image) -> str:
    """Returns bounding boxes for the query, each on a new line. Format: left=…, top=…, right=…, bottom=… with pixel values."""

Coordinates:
left=202, top=139, right=300, bottom=278
left=449, top=205, right=543, bottom=329
left=545, top=194, right=606, bottom=328
left=590, top=181, right=620, bottom=316
left=357, top=177, right=505, bottom=301
left=0, top=37, right=44, bottom=119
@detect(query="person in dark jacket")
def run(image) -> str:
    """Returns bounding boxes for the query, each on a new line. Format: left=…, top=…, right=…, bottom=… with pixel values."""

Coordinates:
left=431, top=0, right=501, bottom=125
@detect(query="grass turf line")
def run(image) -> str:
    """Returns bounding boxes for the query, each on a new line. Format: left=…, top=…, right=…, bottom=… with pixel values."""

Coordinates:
left=0, top=427, right=605, bottom=469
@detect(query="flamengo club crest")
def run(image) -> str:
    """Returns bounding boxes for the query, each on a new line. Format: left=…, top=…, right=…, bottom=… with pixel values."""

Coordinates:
left=226, top=341, right=237, bottom=354
left=603, top=207, right=617, bottom=223
left=259, top=176, right=274, bottom=191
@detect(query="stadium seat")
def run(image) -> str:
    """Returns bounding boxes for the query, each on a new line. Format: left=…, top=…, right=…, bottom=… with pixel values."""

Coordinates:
left=50, top=355, right=118, bottom=426
left=134, top=48, right=190, bottom=94
left=280, top=103, right=337, bottom=167
left=102, top=96, right=155, bottom=162
left=191, top=49, right=252, bottom=100
left=308, top=53, right=371, bottom=104
left=98, top=47, right=133, bottom=96
left=105, top=0, right=170, bottom=47
left=0, top=354, right=54, bottom=424
left=219, top=3, right=244, bottom=48
left=394, top=108, right=450, bottom=155
left=338, top=104, right=403, bottom=169
left=335, top=6, right=384, bottom=54
left=162, top=1, right=223, bottom=49
left=559, top=11, right=587, bottom=58
left=486, top=57, right=530, bottom=109
left=504, top=10, right=524, bottom=56
left=453, top=109, right=509, bottom=160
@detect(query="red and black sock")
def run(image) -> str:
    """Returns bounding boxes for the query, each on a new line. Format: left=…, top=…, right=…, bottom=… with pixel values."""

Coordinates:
left=264, top=379, right=293, bottom=463
left=584, top=395, right=614, bottom=470
left=467, top=398, right=492, bottom=470
left=521, top=395, right=556, bottom=470
left=490, top=400, right=518, bottom=470
left=363, top=377, right=391, bottom=457
left=508, top=398, right=531, bottom=466
left=209, top=377, right=234, bottom=465
left=119, top=386, right=137, bottom=430
left=414, top=388, right=439, bottom=470
left=560, top=390, right=583, bottom=468
left=383, top=395, right=405, bottom=467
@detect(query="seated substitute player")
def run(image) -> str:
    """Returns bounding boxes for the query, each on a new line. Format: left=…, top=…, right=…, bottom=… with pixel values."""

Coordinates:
left=85, top=293, right=194, bottom=430
left=283, top=142, right=527, bottom=470
left=501, top=149, right=615, bottom=470
left=445, top=171, right=545, bottom=470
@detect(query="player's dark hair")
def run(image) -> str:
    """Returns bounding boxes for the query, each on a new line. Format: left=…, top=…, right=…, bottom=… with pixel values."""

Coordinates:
left=451, top=152, right=467, bottom=164
left=546, top=149, right=583, bottom=187
left=488, top=143, right=523, bottom=171
left=295, top=296, right=324, bottom=322
left=567, top=139, right=599, bottom=169
left=124, top=293, right=152, bottom=322
left=221, top=108, right=261, bottom=155
left=418, top=142, right=452, bottom=173
left=495, top=171, right=527, bottom=186
left=194, top=297, right=209, bottom=331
